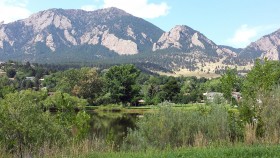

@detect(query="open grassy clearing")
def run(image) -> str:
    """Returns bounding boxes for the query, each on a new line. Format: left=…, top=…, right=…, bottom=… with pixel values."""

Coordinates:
left=156, top=57, right=254, bottom=78
left=85, top=103, right=205, bottom=114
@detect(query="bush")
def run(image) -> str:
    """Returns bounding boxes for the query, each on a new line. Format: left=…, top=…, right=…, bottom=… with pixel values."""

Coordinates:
left=260, top=86, right=280, bottom=144
left=239, top=86, right=280, bottom=143
left=123, top=103, right=230, bottom=150
left=0, top=90, right=90, bottom=157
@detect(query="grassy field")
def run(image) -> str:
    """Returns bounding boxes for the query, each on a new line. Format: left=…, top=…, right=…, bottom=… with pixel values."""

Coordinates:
left=82, top=145, right=280, bottom=158
left=156, top=57, right=254, bottom=79
left=86, top=103, right=204, bottom=114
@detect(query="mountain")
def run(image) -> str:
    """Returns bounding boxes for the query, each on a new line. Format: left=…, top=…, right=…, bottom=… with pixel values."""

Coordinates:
left=153, top=25, right=240, bottom=58
left=0, top=7, right=163, bottom=62
left=153, top=25, right=218, bottom=55
left=146, top=25, right=241, bottom=71
left=2, top=7, right=278, bottom=76
left=240, top=29, right=280, bottom=60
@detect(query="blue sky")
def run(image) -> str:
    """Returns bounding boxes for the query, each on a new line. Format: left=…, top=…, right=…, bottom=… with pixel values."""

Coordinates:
left=0, top=0, right=279, bottom=48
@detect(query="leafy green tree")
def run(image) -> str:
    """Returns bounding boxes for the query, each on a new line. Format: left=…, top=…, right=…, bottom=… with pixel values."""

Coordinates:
left=142, top=76, right=160, bottom=104
left=0, top=76, right=16, bottom=98
left=241, top=60, right=280, bottom=136
left=72, top=68, right=104, bottom=103
left=0, top=90, right=56, bottom=157
left=6, top=68, right=16, bottom=78
left=20, top=79, right=34, bottom=89
left=51, top=68, right=103, bottom=103
left=162, top=77, right=180, bottom=102
left=242, top=60, right=280, bottom=103
left=179, top=77, right=201, bottom=103
left=43, top=74, right=58, bottom=90
left=104, top=64, right=140, bottom=105
left=55, top=69, right=83, bottom=94
left=221, top=68, right=241, bottom=102
left=43, top=91, right=90, bottom=139
left=202, top=78, right=222, bottom=92
left=0, top=86, right=15, bottom=98
left=0, top=90, right=90, bottom=157
left=146, top=84, right=160, bottom=103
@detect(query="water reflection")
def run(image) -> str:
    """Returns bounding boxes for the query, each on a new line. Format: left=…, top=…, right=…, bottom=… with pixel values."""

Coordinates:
left=87, top=111, right=138, bottom=148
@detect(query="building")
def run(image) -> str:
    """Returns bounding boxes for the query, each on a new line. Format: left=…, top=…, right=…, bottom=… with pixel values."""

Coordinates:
left=203, top=92, right=223, bottom=102
left=25, top=77, right=35, bottom=81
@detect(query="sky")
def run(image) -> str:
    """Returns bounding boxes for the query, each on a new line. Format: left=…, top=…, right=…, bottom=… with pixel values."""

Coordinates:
left=0, top=0, right=280, bottom=48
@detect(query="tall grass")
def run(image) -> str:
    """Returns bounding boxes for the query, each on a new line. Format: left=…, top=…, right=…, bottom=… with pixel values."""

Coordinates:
left=0, top=136, right=113, bottom=158
left=84, top=145, right=280, bottom=158
left=260, top=87, right=280, bottom=144
left=244, top=123, right=257, bottom=145
left=240, top=86, right=280, bottom=145
left=123, top=103, right=231, bottom=150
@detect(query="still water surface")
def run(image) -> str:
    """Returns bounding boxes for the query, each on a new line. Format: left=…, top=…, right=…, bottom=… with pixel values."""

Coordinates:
left=88, top=111, right=138, bottom=147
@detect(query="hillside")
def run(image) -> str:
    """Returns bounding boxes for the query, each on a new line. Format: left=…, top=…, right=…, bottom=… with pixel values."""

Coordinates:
left=240, top=29, right=280, bottom=60
left=0, top=7, right=163, bottom=61
left=0, top=7, right=279, bottom=76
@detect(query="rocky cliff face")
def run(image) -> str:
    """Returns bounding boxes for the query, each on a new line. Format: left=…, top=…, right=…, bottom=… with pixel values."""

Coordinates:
left=1, top=7, right=279, bottom=64
left=152, top=25, right=238, bottom=57
left=0, top=7, right=163, bottom=60
left=240, top=29, right=280, bottom=60
left=153, top=25, right=214, bottom=51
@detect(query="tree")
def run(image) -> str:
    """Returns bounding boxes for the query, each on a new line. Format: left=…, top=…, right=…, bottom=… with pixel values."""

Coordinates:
left=43, top=91, right=90, bottom=139
left=161, top=77, right=180, bottom=102
left=104, top=64, right=140, bottom=105
left=6, top=68, right=16, bottom=78
left=242, top=59, right=280, bottom=103
left=0, top=90, right=52, bottom=157
left=0, top=90, right=90, bottom=157
left=20, top=79, right=34, bottom=89
left=220, top=68, right=241, bottom=102
left=72, top=68, right=104, bottom=103
left=202, top=78, right=222, bottom=92
left=240, top=60, right=280, bottom=136
left=143, top=76, right=162, bottom=104
left=0, top=76, right=16, bottom=98
left=55, top=69, right=82, bottom=94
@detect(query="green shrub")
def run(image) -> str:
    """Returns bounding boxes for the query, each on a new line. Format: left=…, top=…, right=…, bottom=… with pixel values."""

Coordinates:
left=0, top=90, right=90, bottom=157
left=260, top=86, right=280, bottom=144
left=123, top=103, right=231, bottom=150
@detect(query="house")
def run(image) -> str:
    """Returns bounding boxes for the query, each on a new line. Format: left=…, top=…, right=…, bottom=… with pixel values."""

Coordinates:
left=138, top=99, right=145, bottom=104
left=25, top=77, right=35, bottom=81
left=203, top=92, right=223, bottom=102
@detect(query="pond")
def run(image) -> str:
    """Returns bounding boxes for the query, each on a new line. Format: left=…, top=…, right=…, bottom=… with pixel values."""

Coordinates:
left=87, top=111, right=139, bottom=148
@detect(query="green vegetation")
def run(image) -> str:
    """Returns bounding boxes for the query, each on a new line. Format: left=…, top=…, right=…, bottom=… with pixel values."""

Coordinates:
left=123, top=104, right=230, bottom=151
left=221, top=68, right=242, bottom=101
left=104, top=64, right=141, bottom=105
left=85, top=145, right=280, bottom=158
left=0, top=60, right=280, bottom=157
left=0, top=90, right=90, bottom=157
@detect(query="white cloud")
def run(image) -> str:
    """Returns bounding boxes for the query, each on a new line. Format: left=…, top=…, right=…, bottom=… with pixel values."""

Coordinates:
left=103, top=0, right=170, bottom=19
left=81, top=5, right=97, bottom=11
left=0, top=0, right=31, bottom=24
left=227, top=24, right=279, bottom=48
left=227, top=25, right=259, bottom=48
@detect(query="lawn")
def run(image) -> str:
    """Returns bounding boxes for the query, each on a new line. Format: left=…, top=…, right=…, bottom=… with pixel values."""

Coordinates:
left=86, top=103, right=204, bottom=114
